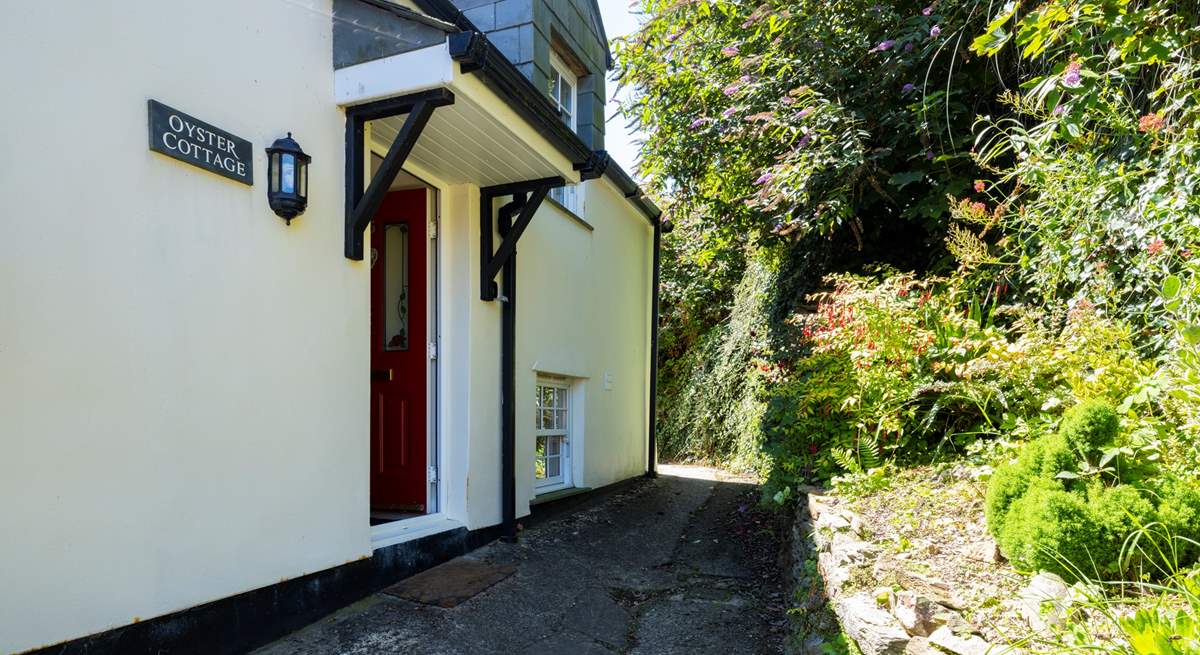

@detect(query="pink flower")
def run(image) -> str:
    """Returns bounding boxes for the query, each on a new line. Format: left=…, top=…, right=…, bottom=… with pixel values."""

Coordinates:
left=929, top=25, right=942, bottom=38
left=922, top=6, right=934, bottom=16
left=870, top=40, right=896, bottom=53
left=721, top=45, right=739, bottom=57
left=780, top=96, right=796, bottom=105
left=1062, top=60, right=1083, bottom=88
left=1139, top=113, right=1166, bottom=133
left=970, top=201, right=987, bottom=214
left=1147, top=238, right=1166, bottom=255
left=974, top=180, right=986, bottom=193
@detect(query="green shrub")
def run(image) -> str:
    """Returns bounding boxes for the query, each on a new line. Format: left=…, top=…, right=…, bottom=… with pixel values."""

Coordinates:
left=998, top=479, right=1110, bottom=579
left=988, top=399, right=1200, bottom=580
left=1060, top=400, right=1120, bottom=453
left=1033, top=432, right=1078, bottom=480
left=1155, top=477, right=1200, bottom=565
left=986, top=460, right=1035, bottom=530
left=1088, top=484, right=1156, bottom=570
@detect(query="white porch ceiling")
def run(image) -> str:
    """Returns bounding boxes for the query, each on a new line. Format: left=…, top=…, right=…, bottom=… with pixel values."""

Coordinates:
left=369, top=89, right=569, bottom=188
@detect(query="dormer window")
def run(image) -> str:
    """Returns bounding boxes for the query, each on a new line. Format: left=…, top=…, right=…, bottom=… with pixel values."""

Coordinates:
left=548, top=51, right=577, bottom=130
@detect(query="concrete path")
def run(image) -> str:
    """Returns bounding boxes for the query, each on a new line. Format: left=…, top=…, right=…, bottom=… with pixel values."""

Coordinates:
left=255, top=466, right=789, bottom=655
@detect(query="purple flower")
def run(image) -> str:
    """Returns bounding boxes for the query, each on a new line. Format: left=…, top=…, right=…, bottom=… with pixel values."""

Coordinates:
left=1062, top=61, right=1083, bottom=88
left=740, top=75, right=753, bottom=83
left=797, top=107, right=813, bottom=119
left=722, top=106, right=739, bottom=118
left=926, top=150, right=935, bottom=160
left=922, top=6, right=934, bottom=16
left=870, top=40, right=896, bottom=53
left=721, top=45, right=739, bottom=57
left=755, top=172, right=775, bottom=185
left=1053, top=103, right=1065, bottom=116
left=904, top=42, right=915, bottom=52
left=723, top=83, right=741, bottom=96
left=930, top=25, right=942, bottom=38
left=798, top=134, right=813, bottom=148
left=689, top=117, right=707, bottom=130
left=902, top=83, right=916, bottom=94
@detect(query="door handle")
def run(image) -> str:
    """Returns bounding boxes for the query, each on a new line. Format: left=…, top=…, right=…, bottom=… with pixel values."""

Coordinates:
left=371, top=369, right=392, bottom=381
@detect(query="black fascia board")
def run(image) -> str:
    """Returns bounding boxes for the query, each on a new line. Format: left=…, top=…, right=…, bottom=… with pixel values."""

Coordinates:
left=604, top=160, right=662, bottom=224
left=397, top=0, right=662, bottom=224
left=353, top=0, right=460, bottom=32
left=446, top=31, right=593, bottom=165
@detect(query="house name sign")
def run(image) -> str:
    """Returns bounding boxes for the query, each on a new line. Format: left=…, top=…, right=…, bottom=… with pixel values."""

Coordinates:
left=147, top=99, right=253, bottom=185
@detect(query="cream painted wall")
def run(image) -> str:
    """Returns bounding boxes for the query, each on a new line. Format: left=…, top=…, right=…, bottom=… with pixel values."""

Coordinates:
left=0, top=1, right=654, bottom=650
left=0, top=2, right=370, bottom=653
left=450, top=179, right=653, bottom=529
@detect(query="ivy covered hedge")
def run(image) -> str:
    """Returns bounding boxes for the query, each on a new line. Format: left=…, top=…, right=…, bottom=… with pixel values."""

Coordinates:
left=620, top=0, right=1200, bottom=589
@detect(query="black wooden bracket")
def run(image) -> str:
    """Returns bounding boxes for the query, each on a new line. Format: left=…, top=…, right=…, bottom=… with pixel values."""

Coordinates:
left=479, top=177, right=563, bottom=301
left=344, top=88, right=455, bottom=260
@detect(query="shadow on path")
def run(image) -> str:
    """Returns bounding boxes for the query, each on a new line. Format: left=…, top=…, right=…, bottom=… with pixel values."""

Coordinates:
left=255, top=466, right=790, bottom=654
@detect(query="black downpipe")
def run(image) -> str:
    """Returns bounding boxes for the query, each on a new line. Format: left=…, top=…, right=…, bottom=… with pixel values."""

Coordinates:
left=498, top=194, right=525, bottom=542
left=647, top=220, right=662, bottom=478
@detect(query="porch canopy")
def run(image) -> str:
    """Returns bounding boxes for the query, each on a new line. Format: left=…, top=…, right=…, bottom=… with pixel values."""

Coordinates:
left=337, top=41, right=583, bottom=188
left=334, top=24, right=612, bottom=260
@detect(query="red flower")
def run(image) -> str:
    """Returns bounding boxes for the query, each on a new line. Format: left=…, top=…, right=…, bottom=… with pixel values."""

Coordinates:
left=1147, top=238, right=1166, bottom=256
left=1139, top=113, right=1166, bottom=133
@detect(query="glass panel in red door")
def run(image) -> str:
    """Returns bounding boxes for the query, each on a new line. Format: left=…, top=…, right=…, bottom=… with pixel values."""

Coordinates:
left=370, top=189, right=427, bottom=512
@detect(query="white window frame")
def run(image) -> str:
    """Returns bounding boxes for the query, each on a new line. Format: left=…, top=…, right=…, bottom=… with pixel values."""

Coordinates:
left=548, top=51, right=577, bottom=130
left=534, top=378, right=572, bottom=493
left=547, top=51, right=584, bottom=215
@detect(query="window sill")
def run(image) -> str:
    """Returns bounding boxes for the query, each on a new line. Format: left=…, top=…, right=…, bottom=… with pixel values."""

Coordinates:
left=531, top=486, right=592, bottom=506
left=546, top=197, right=594, bottom=232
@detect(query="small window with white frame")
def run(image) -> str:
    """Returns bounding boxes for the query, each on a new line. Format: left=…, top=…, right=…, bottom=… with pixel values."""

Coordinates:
left=548, top=51, right=577, bottom=130
left=547, top=50, right=583, bottom=215
left=534, top=378, right=572, bottom=492
left=549, top=183, right=582, bottom=215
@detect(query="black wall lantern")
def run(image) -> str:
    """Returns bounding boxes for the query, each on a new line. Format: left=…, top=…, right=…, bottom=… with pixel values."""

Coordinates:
left=265, top=133, right=310, bottom=225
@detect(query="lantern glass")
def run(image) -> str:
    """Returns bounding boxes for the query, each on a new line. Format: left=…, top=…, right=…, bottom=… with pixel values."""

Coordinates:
left=270, top=153, right=280, bottom=193
left=281, top=154, right=295, bottom=194
left=299, top=161, right=308, bottom=199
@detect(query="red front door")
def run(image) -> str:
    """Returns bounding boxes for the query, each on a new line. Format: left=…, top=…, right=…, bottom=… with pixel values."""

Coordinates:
left=370, top=189, right=428, bottom=511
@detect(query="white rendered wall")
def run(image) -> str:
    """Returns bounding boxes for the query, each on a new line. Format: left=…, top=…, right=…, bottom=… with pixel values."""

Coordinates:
left=0, top=1, right=655, bottom=650
left=0, top=2, right=369, bottom=653
left=449, top=179, right=654, bottom=529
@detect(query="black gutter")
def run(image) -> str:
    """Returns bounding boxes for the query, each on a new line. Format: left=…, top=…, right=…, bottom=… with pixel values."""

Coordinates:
left=406, top=0, right=660, bottom=222
left=647, top=217, right=672, bottom=477
left=446, top=30, right=595, bottom=169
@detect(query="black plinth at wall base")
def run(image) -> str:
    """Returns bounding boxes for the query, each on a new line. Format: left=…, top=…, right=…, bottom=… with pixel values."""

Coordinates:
left=27, top=524, right=501, bottom=655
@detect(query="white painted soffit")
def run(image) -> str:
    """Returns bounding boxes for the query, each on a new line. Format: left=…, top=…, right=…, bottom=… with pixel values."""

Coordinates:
left=335, top=42, right=581, bottom=187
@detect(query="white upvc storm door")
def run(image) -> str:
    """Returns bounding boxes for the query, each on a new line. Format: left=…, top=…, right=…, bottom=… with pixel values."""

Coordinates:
left=534, top=379, right=572, bottom=493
